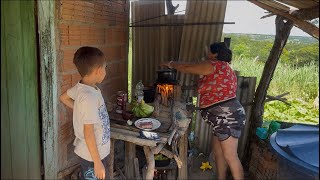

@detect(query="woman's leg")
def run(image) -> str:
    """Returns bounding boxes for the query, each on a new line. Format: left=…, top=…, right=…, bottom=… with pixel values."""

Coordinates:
left=212, top=135, right=228, bottom=180
left=220, top=136, right=244, bottom=180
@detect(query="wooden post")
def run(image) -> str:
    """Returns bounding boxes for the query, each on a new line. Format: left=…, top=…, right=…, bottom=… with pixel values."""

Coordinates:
left=134, top=158, right=142, bottom=180
left=245, top=15, right=293, bottom=165
left=108, top=139, right=115, bottom=179
left=143, top=146, right=155, bottom=180
left=37, top=1, right=59, bottom=179
left=125, top=142, right=136, bottom=179
left=177, top=134, right=188, bottom=180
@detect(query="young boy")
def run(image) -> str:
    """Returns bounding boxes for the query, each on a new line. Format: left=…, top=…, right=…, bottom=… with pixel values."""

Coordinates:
left=60, top=46, right=110, bottom=180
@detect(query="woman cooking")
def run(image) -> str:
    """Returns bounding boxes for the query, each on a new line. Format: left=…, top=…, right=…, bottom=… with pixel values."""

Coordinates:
left=161, top=42, right=246, bottom=180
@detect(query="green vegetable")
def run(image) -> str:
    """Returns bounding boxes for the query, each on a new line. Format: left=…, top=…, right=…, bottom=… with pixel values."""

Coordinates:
left=154, top=154, right=168, bottom=160
left=131, top=99, right=154, bottom=118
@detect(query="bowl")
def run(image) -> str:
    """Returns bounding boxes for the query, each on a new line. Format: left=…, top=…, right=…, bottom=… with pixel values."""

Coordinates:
left=122, top=111, right=134, bottom=120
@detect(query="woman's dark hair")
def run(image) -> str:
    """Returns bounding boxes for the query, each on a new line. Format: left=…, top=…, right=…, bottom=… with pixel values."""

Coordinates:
left=209, top=42, right=232, bottom=63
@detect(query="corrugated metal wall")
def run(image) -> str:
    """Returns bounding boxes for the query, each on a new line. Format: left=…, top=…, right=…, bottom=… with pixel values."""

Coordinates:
left=131, top=0, right=230, bottom=155
left=131, top=0, right=227, bottom=89
left=177, top=0, right=227, bottom=97
left=132, top=1, right=163, bottom=87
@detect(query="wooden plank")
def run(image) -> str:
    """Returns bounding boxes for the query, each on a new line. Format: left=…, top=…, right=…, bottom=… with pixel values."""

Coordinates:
left=125, top=142, right=136, bottom=179
left=258, top=0, right=290, bottom=12
left=1, top=2, right=13, bottom=178
left=134, top=157, right=142, bottom=180
left=277, top=0, right=318, bottom=9
left=20, top=1, right=42, bottom=178
left=111, top=126, right=168, bottom=142
left=241, top=77, right=256, bottom=165
left=177, top=134, right=188, bottom=180
left=238, top=77, right=256, bottom=160
left=249, top=0, right=319, bottom=39
left=111, top=131, right=158, bottom=147
left=5, top=1, right=28, bottom=178
left=38, top=1, right=59, bottom=179
left=1, top=1, right=42, bottom=178
left=109, top=139, right=115, bottom=179
left=143, top=146, right=155, bottom=180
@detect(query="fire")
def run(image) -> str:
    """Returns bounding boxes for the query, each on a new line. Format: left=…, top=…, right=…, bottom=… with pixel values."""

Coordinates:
left=157, top=84, right=174, bottom=96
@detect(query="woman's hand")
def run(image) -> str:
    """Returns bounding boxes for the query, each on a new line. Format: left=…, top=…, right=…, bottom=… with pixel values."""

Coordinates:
left=160, top=61, right=173, bottom=69
left=94, top=160, right=106, bottom=179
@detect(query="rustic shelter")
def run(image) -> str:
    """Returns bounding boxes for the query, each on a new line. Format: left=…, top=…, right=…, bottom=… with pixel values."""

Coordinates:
left=1, top=0, right=319, bottom=179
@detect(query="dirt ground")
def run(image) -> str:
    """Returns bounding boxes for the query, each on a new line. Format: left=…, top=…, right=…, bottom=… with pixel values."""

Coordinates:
left=188, top=154, right=216, bottom=180
left=187, top=154, right=249, bottom=180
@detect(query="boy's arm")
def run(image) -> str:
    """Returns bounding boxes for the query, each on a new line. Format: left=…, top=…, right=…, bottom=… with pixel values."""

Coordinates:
left=60, top=92, right=74, bottom=109
left=84, top=124, right=105, bottom=179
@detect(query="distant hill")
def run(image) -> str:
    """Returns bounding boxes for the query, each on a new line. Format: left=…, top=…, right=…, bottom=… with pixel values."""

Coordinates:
left=223, top=33, right=318, bottom=44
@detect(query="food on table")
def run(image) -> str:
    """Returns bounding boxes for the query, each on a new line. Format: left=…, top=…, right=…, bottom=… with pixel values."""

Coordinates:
left=131, top=99, right=154, bottom=118
left=127, top=120, right=133, bottom=126
left=139, top=121, right=153, bottom=129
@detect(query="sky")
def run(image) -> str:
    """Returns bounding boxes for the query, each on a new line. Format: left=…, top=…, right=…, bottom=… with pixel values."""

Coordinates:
left=170, top=0, right=310, bottom=37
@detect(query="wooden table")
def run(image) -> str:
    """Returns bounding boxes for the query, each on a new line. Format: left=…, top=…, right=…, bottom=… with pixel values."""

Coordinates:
left=108, top=111, right=188, bottom=180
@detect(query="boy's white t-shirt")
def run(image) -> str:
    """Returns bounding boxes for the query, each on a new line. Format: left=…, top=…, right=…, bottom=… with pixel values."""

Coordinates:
left=67, top=82, right=110, bottom=161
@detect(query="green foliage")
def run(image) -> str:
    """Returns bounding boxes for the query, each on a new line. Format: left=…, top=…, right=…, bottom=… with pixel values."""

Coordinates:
left=231, top=58, right=319, bottom=102
left=224, top=33, right=319, bottom=67
left=264, top=99, right=319, bottom=125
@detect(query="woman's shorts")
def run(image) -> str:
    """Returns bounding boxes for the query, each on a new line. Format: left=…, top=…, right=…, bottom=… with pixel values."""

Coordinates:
left=200, top=98, right=246, bottom=141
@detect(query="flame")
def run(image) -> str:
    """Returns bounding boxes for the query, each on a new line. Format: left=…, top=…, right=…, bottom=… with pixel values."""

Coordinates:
left=157, top=84, right=174, bottom=97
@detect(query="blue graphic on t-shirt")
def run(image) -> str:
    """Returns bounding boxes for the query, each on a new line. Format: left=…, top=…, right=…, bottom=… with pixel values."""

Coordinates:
left=98, top=104, right=110, bottom=145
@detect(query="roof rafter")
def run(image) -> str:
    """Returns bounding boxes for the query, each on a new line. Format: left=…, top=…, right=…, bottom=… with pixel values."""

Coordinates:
left=249, top=0, right=319, bottom=39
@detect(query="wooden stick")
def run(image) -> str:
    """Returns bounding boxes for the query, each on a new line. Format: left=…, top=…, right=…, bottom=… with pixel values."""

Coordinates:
left=152, top=143, right=166, bottom=154
left=265, top=95, right=291, bottom=106
left=168, top=128, right=177, bottom=145
left=143, top=146, right=155, bottom=180
left=57, top=164, right=81, bottom=179
left=116, top=165, right=127, bottom=180
left=159, top=148, right=183, bottom=168
left=111, top=131, right=158, bottom=147
left=109, top=139, right=115, bottom=179
left=159, top=148, right=174, bottom=159
left=174, top=155, right=183, bottom=169
left=134, top=158, right=142, bottom=180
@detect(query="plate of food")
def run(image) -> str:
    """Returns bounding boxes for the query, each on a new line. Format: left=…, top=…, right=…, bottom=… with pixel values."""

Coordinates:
left=135, top=118, right=161, bottom=131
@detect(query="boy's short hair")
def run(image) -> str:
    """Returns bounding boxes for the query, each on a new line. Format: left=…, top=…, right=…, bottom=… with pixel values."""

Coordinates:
left=73, top=46, right=105, bottom=77
left=210, top=42, right=232, bottom=63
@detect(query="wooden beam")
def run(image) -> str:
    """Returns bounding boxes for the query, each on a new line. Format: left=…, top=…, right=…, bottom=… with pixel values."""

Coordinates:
left=111, top=131, right=158, bottom=147
left=129, top=21, right=235, bottom=27
left=292, top=5, right=320, bottom=20
left=125, top=142, right=136, bottom=179
left=37, top=1, right=59, bottom=179
left=258, top=0, right=290, bottom=12
left=143, top=146, right=155, bottom=180
left=249, top=0, right=319, bottom=39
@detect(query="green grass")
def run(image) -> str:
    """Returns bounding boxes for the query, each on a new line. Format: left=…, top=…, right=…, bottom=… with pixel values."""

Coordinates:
left=231, top=57, right=319, bottom=102
left=231, top=57, right=319, bottom=125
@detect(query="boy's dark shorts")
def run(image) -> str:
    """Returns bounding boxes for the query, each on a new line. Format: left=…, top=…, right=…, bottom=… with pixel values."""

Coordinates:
left=79, top=155, right=111, bottom=180
left=200, top=98, right=246, bottom=141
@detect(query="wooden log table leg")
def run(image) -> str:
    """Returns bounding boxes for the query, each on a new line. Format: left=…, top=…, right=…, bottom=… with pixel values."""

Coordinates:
left=178, top=134, right=188, bottom=180
left=143, top=146, right=155, bottom=180
left=108, top=139, right=115, bottom=179
left=125, top=142, right=136, bottom=179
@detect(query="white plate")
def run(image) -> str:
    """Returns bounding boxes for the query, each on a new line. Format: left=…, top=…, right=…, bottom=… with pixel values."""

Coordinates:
left=135, top=118, right=161, bottom=131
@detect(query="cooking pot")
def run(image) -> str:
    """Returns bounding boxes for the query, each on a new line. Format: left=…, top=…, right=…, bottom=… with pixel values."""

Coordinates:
left=156, top=68, right=177, bottom=83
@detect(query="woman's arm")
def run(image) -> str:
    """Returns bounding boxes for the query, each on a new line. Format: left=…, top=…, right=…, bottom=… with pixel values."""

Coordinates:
left=161, top=60, right=214, bottom=75
left=60, top=92, right=74, bottom=109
